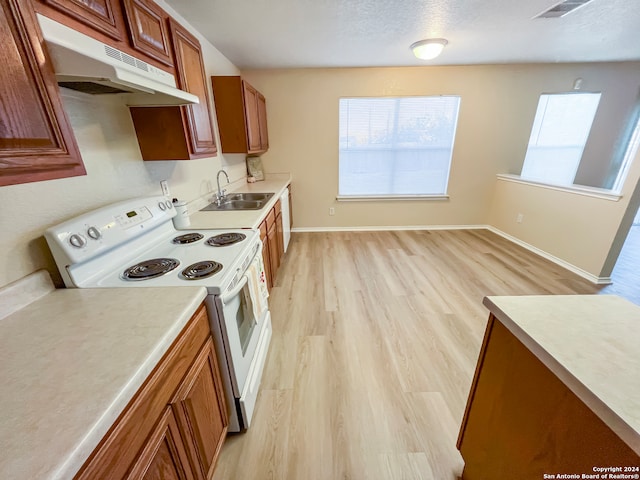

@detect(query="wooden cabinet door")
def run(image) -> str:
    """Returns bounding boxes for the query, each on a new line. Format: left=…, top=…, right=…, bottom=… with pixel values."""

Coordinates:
left=257, top=92, right=269, bottom=150
left=275, top=206, right=284, bottom=262
left=242, top=81, right=261, bottom=153
left=126, top=407, right=195, bottom=480
left=168, top=18, right=217, bottom=157
left=267, top=222, right=279, bottom=281
left=172, top=338, right=228, bottom=480
left=42, top=0, right=123, bottom=40
left=276, top=212, right=284, bottom=261
left=259, top=219, right=272, bottom=291
left=122, top=0, right=172, bottom=66
left=0, top=0, right=85, bottom=187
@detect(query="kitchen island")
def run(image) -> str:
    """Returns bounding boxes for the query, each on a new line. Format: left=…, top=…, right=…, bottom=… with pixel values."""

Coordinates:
left=457, top=295, right=640, bottom=479
left=0, top=271, right=209, bottom=479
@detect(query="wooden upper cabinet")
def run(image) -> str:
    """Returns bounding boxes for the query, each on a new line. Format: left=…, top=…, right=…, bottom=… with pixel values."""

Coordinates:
left=243, top=82, right=261, bottom=152
left=0, top=0, right=85, bottom=187
left=41, top=0, right=123, bottom=40
left=130, top=18, right=217, bottom=160
left=169, top=19, right=217, bottom=157
left=211, top=76, right=269, bottom=154
left=257, top=91, right=269, bottom=151
left=121, top=0, right=173, bottom=67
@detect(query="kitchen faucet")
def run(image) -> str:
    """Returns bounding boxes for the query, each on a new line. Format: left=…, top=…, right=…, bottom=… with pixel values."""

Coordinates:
left=216, top=169, right=230, bottom=205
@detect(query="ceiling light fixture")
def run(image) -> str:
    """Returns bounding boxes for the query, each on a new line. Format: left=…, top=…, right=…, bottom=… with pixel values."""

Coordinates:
left=411, top=38, right=448, bottom=60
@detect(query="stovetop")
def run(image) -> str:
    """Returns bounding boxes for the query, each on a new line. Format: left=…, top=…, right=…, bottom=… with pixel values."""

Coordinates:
left=44, top=195, right=260, bottom=294
left=74, top=228, right=260, bottom=294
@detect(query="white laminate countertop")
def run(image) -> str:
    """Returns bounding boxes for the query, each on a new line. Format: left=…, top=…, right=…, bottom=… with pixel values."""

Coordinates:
left=484, top=295, right=640, bottom=455
left=185, top=173, right=291, bottom=230
left=0, top=278, right=207, bottom=480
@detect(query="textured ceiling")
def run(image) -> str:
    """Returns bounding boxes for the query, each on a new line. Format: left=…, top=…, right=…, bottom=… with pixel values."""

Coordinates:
left=164, top=0, right=640, bottom=69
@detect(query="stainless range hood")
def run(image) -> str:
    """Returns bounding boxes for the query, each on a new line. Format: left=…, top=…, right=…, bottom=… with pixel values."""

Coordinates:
left=37, top=14, right=199, bottom=107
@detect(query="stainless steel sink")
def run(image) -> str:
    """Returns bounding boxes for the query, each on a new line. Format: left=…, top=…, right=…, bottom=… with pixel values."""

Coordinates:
left=225, top=192, right=274, bottom=202
left=200, top=192, right=274, bottom=211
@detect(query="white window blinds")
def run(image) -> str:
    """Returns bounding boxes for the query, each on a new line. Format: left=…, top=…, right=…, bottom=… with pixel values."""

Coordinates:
left=339, top=96, right=461, bottom=196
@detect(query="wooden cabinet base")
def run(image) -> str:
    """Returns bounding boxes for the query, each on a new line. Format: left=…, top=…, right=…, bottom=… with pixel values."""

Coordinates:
left=457, top=315, right=640, bottom=479
left=75, top=304, right=228, bottom=480
left=125, top=407, right=194, bottom=480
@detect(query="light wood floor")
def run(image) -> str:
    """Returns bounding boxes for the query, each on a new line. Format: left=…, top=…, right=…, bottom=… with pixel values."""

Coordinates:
left=213, top=229, right=608, bottom=480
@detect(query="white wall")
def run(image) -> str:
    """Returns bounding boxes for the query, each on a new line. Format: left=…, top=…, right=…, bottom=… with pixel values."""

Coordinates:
left=0, top=1, right=241, bottom=287
left=243, top=62, right=640, bottom=279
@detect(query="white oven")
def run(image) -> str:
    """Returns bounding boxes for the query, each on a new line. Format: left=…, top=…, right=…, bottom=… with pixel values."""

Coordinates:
left=206, top=244, right=272, bottom=431
left=44, top=195, right=272, bottom=432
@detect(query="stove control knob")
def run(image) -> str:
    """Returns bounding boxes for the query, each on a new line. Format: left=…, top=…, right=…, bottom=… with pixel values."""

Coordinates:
left=165, top=200, right=173, bottom=209
left=87, top=226, right=101, bottom=240
left=158, top=202, right=166, bottom=211
left=69, top=233, right=87, bottom=248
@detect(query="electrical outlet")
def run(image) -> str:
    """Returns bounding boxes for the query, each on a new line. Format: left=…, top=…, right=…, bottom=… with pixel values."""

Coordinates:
left=516, top=213, right=524, bottom=224
left=329, top=207, right=335, bottom=216
left=160, top=180, right=170, bottom=197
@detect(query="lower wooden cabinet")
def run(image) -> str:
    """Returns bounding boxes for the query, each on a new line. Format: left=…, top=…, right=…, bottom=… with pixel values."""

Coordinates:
left=125, top=407, right=194, bottom=480
left=275, top=202, right=284, bottom=261
left=259, top=197, right=288, bottom=292
left=75, top=304, right=228, bottom=480
left=172, top=339, right=227, bottom=480
left=457, top=314, right=640, bottom=479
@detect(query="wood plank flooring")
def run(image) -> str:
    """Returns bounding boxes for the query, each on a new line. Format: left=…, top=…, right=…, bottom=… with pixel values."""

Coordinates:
left=213, top=229, right=608, bottom=480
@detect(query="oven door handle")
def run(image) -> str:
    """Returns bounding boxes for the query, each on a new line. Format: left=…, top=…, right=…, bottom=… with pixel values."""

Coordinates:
left=221, top=274, right=248, bottom=306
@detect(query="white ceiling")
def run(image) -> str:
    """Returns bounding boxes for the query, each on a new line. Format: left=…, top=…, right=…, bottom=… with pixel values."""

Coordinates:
left=164, top=0, right=640, bottom=69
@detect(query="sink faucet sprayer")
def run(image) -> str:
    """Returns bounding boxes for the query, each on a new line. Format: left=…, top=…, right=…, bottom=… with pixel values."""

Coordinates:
left=216, top=170, right=230, bottom=205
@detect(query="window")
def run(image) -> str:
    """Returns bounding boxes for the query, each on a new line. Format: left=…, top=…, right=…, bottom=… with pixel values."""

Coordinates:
left=611, top=112, right=640, bottom=192
left=520, top=93, right=601, bottom=186
left=338, top=96, right=461, bottom=197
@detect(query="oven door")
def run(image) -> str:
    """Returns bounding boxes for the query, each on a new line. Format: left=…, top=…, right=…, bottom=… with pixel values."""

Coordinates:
left=216, top=250, right=269, bottom=397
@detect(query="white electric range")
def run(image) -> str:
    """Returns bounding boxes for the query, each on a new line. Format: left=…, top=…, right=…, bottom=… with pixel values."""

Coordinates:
left=45, top=195, right=272, bottom=432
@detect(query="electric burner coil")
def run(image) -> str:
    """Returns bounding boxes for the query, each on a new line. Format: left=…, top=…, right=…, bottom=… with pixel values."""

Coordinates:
left=122, top=258, right=180, bottom=281
left=205, top=232, right=247, bottom=247
left=181, top=260, right=223, bottom=280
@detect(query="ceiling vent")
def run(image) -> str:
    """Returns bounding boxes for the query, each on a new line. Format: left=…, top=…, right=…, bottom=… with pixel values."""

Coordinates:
left=535, top=0, right=594, bottom=18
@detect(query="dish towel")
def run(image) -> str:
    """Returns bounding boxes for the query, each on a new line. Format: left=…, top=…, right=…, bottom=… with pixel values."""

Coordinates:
left=246, top=252, right=269, bottom=321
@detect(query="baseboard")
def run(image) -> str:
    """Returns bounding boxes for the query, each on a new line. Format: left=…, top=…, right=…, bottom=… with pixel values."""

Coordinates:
left=290, top=224, right=611, bottom=285
left=486, top=226, right=612, bottom=285
left=291, top=224, right=487, bottom=233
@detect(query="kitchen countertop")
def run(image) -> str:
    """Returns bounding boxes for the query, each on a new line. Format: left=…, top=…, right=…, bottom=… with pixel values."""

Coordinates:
left=185, top=173, right=291, bottom=230
left=0, top=271, right=207, bottom=480
left=484, top=294, right=640, bottom=455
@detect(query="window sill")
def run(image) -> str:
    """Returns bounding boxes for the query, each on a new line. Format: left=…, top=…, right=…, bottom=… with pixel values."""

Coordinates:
left=496, top=174, right=622, bottom=201
left=336, top=194, right=449, bottom=202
